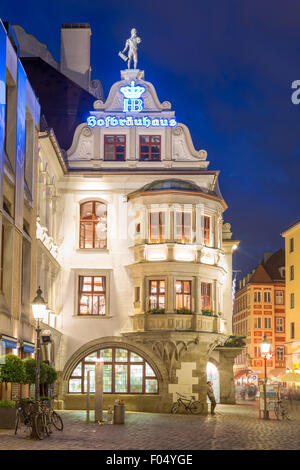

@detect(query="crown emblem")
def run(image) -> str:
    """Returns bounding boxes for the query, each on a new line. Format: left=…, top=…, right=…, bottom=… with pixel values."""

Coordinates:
left=120, top=80, right=145, bottom=99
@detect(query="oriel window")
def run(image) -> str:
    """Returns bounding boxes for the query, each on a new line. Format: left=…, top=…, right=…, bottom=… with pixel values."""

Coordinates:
left=80, top=201, right=107, bottom=249
left=149, top=211, right=166, bottom=243
left=104, top=135, right=126, bottom=161
left=175, top=211, right=192, bottom=243
left=201, top=282, right=211, bottom=310
left=149, top=280, right=165, bottom=310
left=175, top=281, right=191, bottom=311
left=140, top=135, right=161, bottom=161
left=78, top=276, right=106, bottom=316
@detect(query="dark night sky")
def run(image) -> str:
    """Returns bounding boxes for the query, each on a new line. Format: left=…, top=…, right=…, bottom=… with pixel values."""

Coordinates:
left=1, top=0, right=300, bottom=279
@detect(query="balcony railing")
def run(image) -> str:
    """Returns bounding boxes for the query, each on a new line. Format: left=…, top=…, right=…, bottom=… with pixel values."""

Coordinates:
left=131, top=313, right=226, bottom=334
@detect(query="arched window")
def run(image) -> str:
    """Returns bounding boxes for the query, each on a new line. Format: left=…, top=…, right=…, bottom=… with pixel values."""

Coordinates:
left=68, top=347, right=158, bottom=395
left=80, top=201, right=107, bottom=249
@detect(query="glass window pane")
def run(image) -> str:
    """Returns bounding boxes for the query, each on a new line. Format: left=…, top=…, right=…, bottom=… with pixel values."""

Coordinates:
left=116, top=136, right=125, bottom=143
left=81, top=202, right=93, bottom=219
left=81, top=277, right=92, bottom=292
left=145, top=379, right=158, bottom=394
left=69, top=378, right=82, bottom=393
left=103, top=364, right=112, bottom=392
left=84, top=351, right=97, bottom=362
left=115, top=364, right=128, bottom=392
left=84, top=364, right=95, bottom=393
left=145, top=363, right=155, bottom=377
left=72, top=363, right=82, bottom=377
left=130, top=365, right=143, bottom=393
left=100, top=349, right=112, bottom=361
left=141, top=136, right=149, bottom=143
left=159, top=281, right=165, bottom=292
left=92, top=295, right=99, bottom=315
left=94, top=277, right=104, bottom=292
left=105, top=136, right=114, bottom=143
left=95, top=203, right=106, bottom=218
left=98, top=295, right=106, bottom=315
left=184, top=281, right=190, bottom=293
left=130, top=352, right=143, bottom=362
left=150, top=281, right=158, bottom=293
left=115, top=349, right=128, bottom=362
left=176, top=281, right=182, bottom=293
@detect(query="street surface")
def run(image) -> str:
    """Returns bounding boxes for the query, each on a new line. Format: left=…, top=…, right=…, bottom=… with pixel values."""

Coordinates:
left=1, top=402, right=300, bottom=450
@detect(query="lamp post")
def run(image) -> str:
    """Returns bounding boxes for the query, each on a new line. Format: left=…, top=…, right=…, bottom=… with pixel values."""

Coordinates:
left=31, top=287, right=46, bottom=418
left=261, top=335, right=272, bottom=420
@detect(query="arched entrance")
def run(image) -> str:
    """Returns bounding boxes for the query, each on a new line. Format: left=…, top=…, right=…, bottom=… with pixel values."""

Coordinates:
left=207, top=362, right=220, bottom=403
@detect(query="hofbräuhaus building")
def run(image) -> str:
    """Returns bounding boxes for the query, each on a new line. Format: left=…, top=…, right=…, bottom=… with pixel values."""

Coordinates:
left=52, top=62, right=240, bottom=412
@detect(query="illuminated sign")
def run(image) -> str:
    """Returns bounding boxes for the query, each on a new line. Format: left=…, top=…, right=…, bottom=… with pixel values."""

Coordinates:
left=120, top=80, right=145, bottom=112
left=87, top=116, right=177, bottom=128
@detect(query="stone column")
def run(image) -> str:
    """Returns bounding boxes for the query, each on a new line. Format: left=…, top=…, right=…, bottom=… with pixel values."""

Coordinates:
left=218, top=348, right=242, bottom=404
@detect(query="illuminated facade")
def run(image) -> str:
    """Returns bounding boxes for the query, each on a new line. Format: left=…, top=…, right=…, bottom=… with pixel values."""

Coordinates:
left=282, top=220, right=300, bottom=372
left=233, top=250, right=286, bottom=385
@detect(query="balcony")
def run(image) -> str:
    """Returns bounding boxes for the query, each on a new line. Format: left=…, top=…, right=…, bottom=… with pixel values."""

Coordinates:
left=131, top=312, right=226, bottom=334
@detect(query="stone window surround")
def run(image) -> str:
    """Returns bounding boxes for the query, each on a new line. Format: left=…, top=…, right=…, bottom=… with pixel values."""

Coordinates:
left=72, top=268, right=112, bottom=318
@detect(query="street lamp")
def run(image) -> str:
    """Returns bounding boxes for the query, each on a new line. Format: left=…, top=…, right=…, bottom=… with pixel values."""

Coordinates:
left=261, top=335, right=272, bottom=420
left=32, top=287, right=46, bottom=414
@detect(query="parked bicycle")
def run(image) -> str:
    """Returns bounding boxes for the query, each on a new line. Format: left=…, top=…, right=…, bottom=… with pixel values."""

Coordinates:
left=171, top=393, right=204, bottom=414
left=15, top=399, right=51, bottom=439
left=274, top=399, right=290, bottom=421
left=41, top=398, right=63, bottom=431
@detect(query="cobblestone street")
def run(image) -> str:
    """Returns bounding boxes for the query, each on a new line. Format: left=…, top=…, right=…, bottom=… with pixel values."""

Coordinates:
left=1, top=402, right=300, bottom=450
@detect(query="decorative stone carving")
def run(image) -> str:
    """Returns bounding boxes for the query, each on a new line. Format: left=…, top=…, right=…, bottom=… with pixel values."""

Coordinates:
left=222, top=222, right=233, bottom=240
left=172, top=126, right=183, bottom=136
left=82, top=126, right=93, bottom=137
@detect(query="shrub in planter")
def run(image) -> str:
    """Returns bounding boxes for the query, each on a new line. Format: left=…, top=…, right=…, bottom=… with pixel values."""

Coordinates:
left=44, top=364, right=58, bottom=385
left=23, top=358, right=48, bottom=384
left=147, top=308, right=165, bottom=314
left=0, top=400, right=16, bottom=429
left=0, top=354, right=26, bottom=384
left=201, top=309, right=213, bottom=316
left=175, top=307, right=192, bottom=314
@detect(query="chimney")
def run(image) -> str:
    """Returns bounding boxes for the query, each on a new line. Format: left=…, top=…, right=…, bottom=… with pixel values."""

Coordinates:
left=263, top=252, right=272, bottom=264
left=60, top=23, right=91, bottom=91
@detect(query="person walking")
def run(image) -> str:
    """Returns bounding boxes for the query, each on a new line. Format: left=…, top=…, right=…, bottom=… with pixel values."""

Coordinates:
left=207, top=381, right=217, bottom=415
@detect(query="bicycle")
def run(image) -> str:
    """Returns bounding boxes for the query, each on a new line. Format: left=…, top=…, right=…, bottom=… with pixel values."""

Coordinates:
left=274, top=399, right=290, bottom=420
left=15, top=399, right=51, bottom=439
left=41, top=399, right=64, bottom=431
left=171, top=393, right=204, bottom=414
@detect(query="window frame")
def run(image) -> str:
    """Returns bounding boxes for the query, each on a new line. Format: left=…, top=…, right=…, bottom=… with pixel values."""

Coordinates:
left=202, top=215, right=211, bottom=246
left=175, top=280, right=192, bottom=311
left=104, top=134, right=126, bottom=161
left=139, top=135, right=161, bottom=161
left=275, top=290, right=284, bottom=305
left=68, top=347, right=159, bottom=395
left=149, top=211, right=166, bottom=243
left=263, top=291, right=271, bottom=304
left=276, top=346, right=285, bottom=362
left=201, top=282, right=212, bottom=310
left=254, top=291, right=261, bottom=303
left=78, top=275, right=106, bottom=316
left=175, top=210, right=192, bottom=244
left=276, top=317, right=285, bottom=333
left=149, top=280, right=166, bottom=310
left=79, top=200, right=107, bottom=249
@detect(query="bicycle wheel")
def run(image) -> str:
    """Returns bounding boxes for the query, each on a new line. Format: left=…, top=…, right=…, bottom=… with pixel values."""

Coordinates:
left=190, top=401, right=204, bottom=414
left=33, top=413, right=45, bottom=440
left=14, top=411, right=20, bottom=435
left=52, top=411, right=63, bottom=431
left=171, top=402, right=180, bottom=414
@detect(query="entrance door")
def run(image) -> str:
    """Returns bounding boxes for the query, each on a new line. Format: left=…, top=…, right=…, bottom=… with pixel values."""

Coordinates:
left=206, top=362, right=220, bottom=403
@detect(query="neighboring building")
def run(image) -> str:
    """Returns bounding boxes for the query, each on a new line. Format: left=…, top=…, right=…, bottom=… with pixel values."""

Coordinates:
left=3, top=22, right=242, bottom=412
left=282, top=220, right=300, bottom=372
left=0, top=21, right=40, bottom=398
left=233, top=250, right=286, bottom=386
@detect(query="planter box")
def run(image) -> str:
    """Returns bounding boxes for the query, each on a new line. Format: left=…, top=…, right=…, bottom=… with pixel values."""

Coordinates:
left=0, top=407, right=16, bottom=429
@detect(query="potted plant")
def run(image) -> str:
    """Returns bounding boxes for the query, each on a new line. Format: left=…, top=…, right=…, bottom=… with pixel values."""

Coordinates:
left=147, top=308, right=165, bottom=314
left=0, top=354, right=26, bottom=428
left=0, top=400, right=16, bottom=429
left=175, top=307, right=192, bottom=314
left=201, top=309, right=213, bottom=316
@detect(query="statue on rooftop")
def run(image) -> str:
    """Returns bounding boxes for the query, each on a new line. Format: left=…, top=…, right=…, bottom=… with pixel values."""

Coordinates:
left=118, top=28, right=142, bottom=69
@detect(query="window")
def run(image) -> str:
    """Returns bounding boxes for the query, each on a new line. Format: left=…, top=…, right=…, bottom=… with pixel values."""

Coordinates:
left=264, top=317, right=272, bottom=329
left=149, top=280, right=165, bottom=310
left=291, top=322, right=295, bottom=339
left=79, top=201, right=107, bottom=249
left=149, top=211, right=166, bottom=243
left=290, top=265, right=294, bottom=281
left=254, top=346, right=260, bottom=358
left=140, top=135, right=161, bottom=161
left=290, top=238, right=294, bottom=253
left=290, top=293, right=295, bottom=309
left=276, top=318, right=284, bottom=332
left=275, top=291, right=284, bottom=305
left=264, top=291, right=271, bottom=303
left=201, top=282, right=211, bottom=310
left=254, top=291, right=261, bottom=303
left=78, top=276, right=106, bottom=315
left=276, top=346, right=284, bottom=362
left=254, top=317, right=261, bottom=329
left=175, top=211, right=192, bottom=243
left=104, top=135, right=126, bottom=161
left=202, top=216, right=211, bottom=246
left=68, top=347, right=158, bottom=394
left=175, top=281, right=191, bottom=311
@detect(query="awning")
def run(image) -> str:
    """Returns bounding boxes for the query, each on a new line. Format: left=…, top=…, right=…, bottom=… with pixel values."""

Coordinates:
left=0, top=334, right=18, bottom=349
left=23, top=341, right=35, bottom=353
left=234, top=369, right=252, bottom=379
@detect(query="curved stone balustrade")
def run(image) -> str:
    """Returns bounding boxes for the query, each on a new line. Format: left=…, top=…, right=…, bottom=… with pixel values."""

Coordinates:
left=131, top=313, right=226, bottom=334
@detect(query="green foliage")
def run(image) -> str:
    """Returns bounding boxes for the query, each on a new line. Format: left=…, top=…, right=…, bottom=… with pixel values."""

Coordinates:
left=23, top=358, right=48, bottom=384
left=0, top=355, right=26, bottom=383
left=0, top=400, right=16, bottom=408
left=147, top=308, right=165, bottom=314
left=44, top=364, right=58, bottom=384
left=201, top=309, right=213, bottom=316
left=224, top=335, right=246, bottom=347
left=175, top=307, right=192, bottom=314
